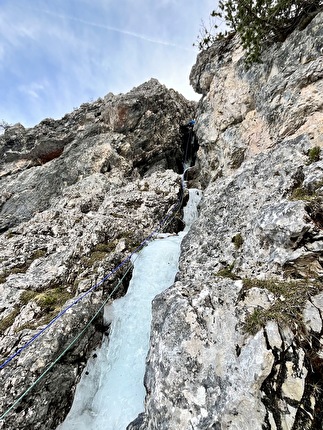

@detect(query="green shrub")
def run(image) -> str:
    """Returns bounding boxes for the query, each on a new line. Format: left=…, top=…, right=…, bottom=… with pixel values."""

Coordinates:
left=20, top=290, right=38, bottom=305
left=197, top=1, right=322, bottom=63
left=16, top=287, right=73, bottom=332
left=290, top=186, right=316, bottom=201
left=35, top=289, right=65, bottom=310
left=232, top=233, right=243, bottom=249
left=308, top=146, right=321, bottom=164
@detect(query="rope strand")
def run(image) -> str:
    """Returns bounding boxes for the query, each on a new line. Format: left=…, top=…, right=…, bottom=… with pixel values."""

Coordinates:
left=0, top=195, right=183, bottom=421
left=0, top=262, right=134, bottom=421
left=0, top=196, right=181, bottom=372
left=0, top=125, right=195, bottom=421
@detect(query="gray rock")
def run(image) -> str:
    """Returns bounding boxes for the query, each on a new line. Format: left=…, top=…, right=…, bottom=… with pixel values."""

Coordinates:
left=134, top=12, right=323, bottom=430
left=0, top=80, right=194, bottom=429
left=1, top=10, right=323, bottom=430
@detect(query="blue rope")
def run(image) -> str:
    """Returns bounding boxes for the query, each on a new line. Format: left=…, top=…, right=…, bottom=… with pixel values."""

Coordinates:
left=0, top=262, right=134, bottom=422
left=0, top=195, right=182, bottom=371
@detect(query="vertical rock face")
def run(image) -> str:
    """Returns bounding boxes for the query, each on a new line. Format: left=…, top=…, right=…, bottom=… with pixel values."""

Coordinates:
left=0, top=79, right=194, bottom=429
left=133, top=12, right=323, bottom=430
left=190, top=13, right=323, bottom=187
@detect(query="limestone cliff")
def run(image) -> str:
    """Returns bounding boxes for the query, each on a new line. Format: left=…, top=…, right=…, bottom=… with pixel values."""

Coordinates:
left=1, top=10, right=323, bottom=430
left=131, top=11, right=323, bottom=430
left=0, top=79, right=194, bottom=429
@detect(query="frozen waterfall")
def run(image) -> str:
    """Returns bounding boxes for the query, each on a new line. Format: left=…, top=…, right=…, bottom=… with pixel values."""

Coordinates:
left=58, top=188, right=202, bottom=430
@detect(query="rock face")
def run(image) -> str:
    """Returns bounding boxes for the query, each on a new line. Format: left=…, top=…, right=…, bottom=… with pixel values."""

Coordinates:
left=1, top=11, right=323, bottom=430
left=131, top=12, right=323, bottom=430
left=0, top=79, right=194, bottom=429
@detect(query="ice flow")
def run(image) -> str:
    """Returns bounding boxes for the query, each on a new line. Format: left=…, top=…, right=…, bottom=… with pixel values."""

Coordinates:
left=57, top=189, right=202, bottom=430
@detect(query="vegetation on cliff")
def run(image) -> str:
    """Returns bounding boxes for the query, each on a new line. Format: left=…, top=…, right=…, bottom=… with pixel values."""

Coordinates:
left=197, top=0, right=323, bottom=62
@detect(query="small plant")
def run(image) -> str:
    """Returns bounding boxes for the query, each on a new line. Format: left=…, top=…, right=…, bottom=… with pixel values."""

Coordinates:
left=290, top=186, right=316, bottom=201
left=115, top=231, right=138, bottom=251
left=111, top=213, right=124, bottom=219
left=93, top=242, right=117, bottom=253
left=216, top=263, right=240, bottom=280
left=15, top=287, right=74, bottom=332
left=81, top=241, right=119, bottom=268
left=20, top=287, right=72, bottom=313
left=81, top=251, right=108, bottom=268
left=242, top=278, right=323, bottom=335
left=311, top=381, right=323, bottom=396
left=243, top=308, right=267, bottom=335
left=290, top=177, right=323, bottom=202
left=20, top=290, right=38, bottom=305
left=34, top=288, right=72, bottom=312
left=141, top=182, right=149, bottom=191
left=308, top=146, right=321, bottom=164
left=232, top=233, right=243, bottom=249
left=0, top=272, right=7, bottom=284
left=5, top=231, right=16, bottom=239
left=0, top=306, right=20, bottom=335
left=0, top=119, right=11, bottom=133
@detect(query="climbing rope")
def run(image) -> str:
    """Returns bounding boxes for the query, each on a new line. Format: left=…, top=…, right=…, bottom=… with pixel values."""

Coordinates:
left=0, top=193, right=184, bottom=421
left=0, top=190, right=184, bottom=372
left=0, top=124, right=194, bottom=421
left=0, top=261, right=134, bottom=421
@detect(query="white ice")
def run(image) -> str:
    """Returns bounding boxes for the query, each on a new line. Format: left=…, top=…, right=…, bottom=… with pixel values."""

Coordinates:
left=57, top=189, right=202, bottom=430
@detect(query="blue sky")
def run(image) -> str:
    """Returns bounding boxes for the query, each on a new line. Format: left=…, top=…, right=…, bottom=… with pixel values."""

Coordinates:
left=0, top=0, right=222, bottom=128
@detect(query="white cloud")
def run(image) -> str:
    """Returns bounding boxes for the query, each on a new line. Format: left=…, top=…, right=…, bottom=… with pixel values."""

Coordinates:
left=18, top=81, right=48, bottom=100
left=0, top=6, right=38, bottom=48
left=32, top=7, right=194, bottom=52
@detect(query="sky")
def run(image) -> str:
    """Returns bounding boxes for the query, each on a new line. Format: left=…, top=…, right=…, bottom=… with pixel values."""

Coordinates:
left=0, top=0, right=223, bottom=128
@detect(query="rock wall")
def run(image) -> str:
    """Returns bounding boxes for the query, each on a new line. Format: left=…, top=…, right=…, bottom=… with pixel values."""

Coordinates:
left=1, top=11, right=323, bottom=430
left=132, top=12, right=323, bottom=430
left=0, top=79, right=194, bottom=429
